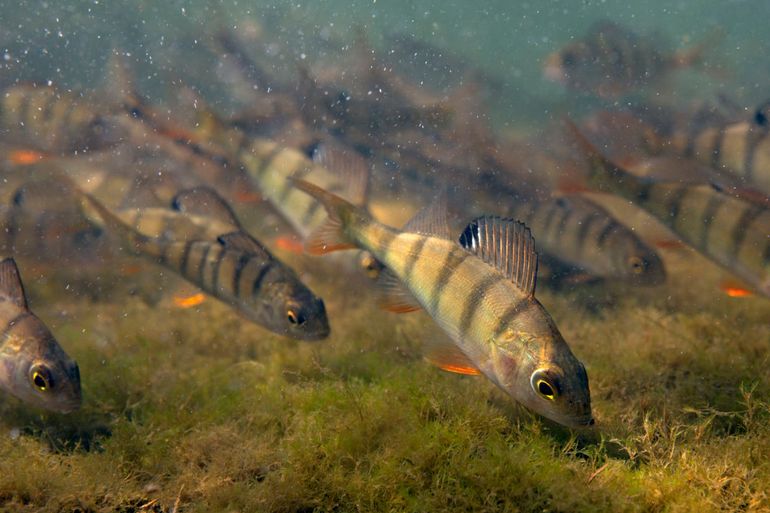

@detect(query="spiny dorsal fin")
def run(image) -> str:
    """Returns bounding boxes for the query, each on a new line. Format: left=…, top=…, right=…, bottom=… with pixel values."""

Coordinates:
left=0, top=258, right=29, bottom=310
left=217, top=231, right=272, bottom=259
left=311, top=143, right=370, bottom=208
left=172, top=187, right=241, bottom=227
left=376, top=268, right=422, bottom=313
left=402, top=192, right=451, bottom=239
left=423, top=336, right=481, bottom=376
left=459, top=216, right=538, bottom=297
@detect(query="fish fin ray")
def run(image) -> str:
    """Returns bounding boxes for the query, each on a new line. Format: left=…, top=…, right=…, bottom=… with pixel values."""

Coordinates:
left=311, top=143, right=370, bottom=207
left=0, top=258, right=29, bottom=310
left=376, top=269, right=422, bottom=313
left=402, top=191, right=451, bottom=239
left=217, top=231, right=272, bottom=258
left=291, top=179, right=360, bottom=255
left=459, top=216, right=538, bottom=297
left=423, top=337, right=481, bottom=376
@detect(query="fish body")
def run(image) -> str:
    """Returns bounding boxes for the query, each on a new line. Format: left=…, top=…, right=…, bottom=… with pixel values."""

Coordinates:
left=544, top=21, right=704, bottom=98
left=0, top=258, right=81, bottom=413
left=80, top=191, right=329, bottom=340
left=1, top=84, right=124, bottom=153
left=293, top=180, right=593, bottom=428
left=507, top=194, right=665, bottom=285
left=659, top=106, right=770, bottom=199
left=574, top=125, right=770, bottom=297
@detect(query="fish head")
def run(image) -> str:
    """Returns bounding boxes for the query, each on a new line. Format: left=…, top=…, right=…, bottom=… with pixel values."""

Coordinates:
left=258, top=278, right=330, bottom=341
left=543, top=42, right=586, bottom=85
left=612, top=240, right=667, bottom=285
left=0, top=315, right=82, bottom=413
left=490, top=309, right=593, bottom=428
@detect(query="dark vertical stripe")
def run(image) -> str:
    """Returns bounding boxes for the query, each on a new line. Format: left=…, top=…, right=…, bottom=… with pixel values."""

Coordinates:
left=427, top=248, right=469, bottom=313
left=196, top=242, right=212, bottom=286
left=596, top=221, right=618, bottom=248
left=710, top=128, right=725, bottom=169
left=541, top=202, right=562, bottom=237
left=554, top=207, right=571, bottom=236
left=730, top=205, right=764, bottom=258
left=491, top=298, right=530, bottom=339
left=251, top=261, right=275, bottom=296
left=763, top=238, right=770, bottom=264
left=402, top=237, right=428, bottom=282
left=576, top=212, right=600, bottom=253
left=458, top=274, right=504, bottom=338
left=232, top=253, right=251, bottom=298
left=179, top=241, right=195, bottom=277
left=300, top=200, right=324, bottom=226
left=699, top=193, right=726, bottom=250
left=636, top=181, right=654, bottom=203
left=743, top=128, right=769, bottom=182
left=666, top=186, right=690, bottom=223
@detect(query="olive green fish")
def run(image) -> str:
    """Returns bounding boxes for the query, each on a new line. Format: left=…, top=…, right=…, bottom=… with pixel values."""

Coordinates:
left=652, top=101, right=770, bottom=200
left=79, top=190, right=330, bottom=340
left=1, top=84, right=124, bottom=153
left=293, top=179, right=593, bottom=428
left=572, top=122, right=770, bottom=297
left=506, top=195, right=666, bottom=285
left=0, top=257, right=81, bottom=413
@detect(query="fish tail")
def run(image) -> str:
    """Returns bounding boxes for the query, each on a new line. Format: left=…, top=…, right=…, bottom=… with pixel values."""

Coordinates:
left=75, top=189, right=158, bottom=257
left=563, top=118, right=632, bottom=195
left=290, top=178, right=361, bottom=255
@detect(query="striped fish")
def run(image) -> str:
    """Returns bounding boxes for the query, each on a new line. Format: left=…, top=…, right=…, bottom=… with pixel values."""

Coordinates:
left=572, top=122, right=770, bottom=298
left=507, top=195, right=666, bottom=285
left=0, top=257, right=81, bottom=413
left=79, top=191, right=330, bottom=341
left=1, top=84, right=124, bottom=153
left=292, top=179, right=593, bottom=428
left=544, top=20, right=712, bottom=98
left=656, top=102, right=770, bottom=200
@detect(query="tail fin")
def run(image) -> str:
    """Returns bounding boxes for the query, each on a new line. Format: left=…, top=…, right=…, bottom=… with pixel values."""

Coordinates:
left=290, top=179, right=360, bottom=255
left=73, top=186, right=157, bottom=257
left=563, top=118, right=630, bottom=194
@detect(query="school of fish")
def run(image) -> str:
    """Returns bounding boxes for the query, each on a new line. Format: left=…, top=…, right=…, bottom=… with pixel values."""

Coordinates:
left=0, top=17, right=766, bottom=434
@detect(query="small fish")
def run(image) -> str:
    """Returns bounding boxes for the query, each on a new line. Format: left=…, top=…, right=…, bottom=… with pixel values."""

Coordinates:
left=544, top=21, right=714, bottom=98
left=509, top=195, right=666, bottom=285
left=0, top=258, right=81, bottom=413
left=0, top=84, right=125, bottom=153
left=651, top=100, right=770, bottom=200
left=292, top=180, right=593, bottom=428
left=570, top=121, right=770, bottom=298
left=78, top=188, right=330, bottom=341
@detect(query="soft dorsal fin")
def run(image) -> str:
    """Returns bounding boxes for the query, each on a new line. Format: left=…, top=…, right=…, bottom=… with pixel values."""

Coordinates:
left=402, top=192, right=451, bottom=239
left=423, top=336, right=481, bottom=376
left=311, top=143, right=370, bottom=207
left=172, top=187, right=241, bottom=227
left=0, top=258, right=29, bottom=310
left=217, top=231, right=272, bottom=259
left=459, top=216, right=538, bottom=296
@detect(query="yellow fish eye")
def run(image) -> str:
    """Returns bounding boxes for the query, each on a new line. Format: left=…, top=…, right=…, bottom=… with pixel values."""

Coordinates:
left=30, top=366, right=52, bottom=392
left=530, top=369, right=558, bottom=401
left=628, top=256, right=645, bottom=274
left=287, top=309, right=305, bottom=325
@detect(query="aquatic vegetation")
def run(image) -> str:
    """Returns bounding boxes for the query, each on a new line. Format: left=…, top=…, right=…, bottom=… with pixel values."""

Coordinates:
left=0, top=256, right=767, bottom=511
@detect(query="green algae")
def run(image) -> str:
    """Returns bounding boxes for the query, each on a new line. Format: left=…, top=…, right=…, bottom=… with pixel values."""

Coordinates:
left=0, top=253, right=768, bottom=512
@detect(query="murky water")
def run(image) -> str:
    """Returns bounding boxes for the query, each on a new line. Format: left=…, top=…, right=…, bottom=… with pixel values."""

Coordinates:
left=0, top=1, right=768, bottom=511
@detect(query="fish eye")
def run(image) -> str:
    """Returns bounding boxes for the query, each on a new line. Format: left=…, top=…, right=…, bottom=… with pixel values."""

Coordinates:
left=29, top=365, right=53, bottom=392
left=530, top=369, right=558, bottom=401
left=562, top=51, right=577, bottom=66
left=628, top=256, right=645, bottom=274
left=287, top=309, right=306, bottom=325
